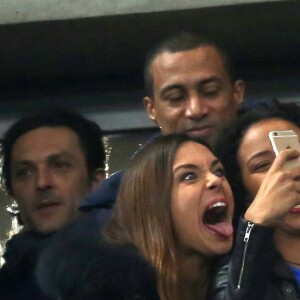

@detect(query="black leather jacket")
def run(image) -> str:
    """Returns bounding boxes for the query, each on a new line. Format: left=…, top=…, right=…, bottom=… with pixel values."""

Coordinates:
left=211, top=218, right=300, bottom=300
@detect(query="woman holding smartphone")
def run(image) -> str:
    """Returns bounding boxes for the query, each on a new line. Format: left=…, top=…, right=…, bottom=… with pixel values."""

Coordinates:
left=38, top=125, right=300, bottom=300
left=213, top=101, right=300, bottom=299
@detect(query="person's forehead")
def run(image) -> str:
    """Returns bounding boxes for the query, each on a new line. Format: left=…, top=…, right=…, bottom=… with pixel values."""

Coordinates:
left=174, top=141, right=215, bottom=165
left=150, top=46, right=228, bottom=92
left=151, top=46, right=225, bottom=73
left=240, top=118, right=300, bottom=155
left=11, top=126, right=83, bottom=161
left=247, top=119, right=300, bottom=137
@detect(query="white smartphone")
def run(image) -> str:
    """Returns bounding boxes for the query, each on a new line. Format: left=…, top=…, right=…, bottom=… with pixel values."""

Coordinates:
left=269, top=130, right=300, bottom=169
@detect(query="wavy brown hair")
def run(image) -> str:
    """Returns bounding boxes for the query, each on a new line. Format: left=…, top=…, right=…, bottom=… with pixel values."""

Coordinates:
left=104, top=134, right=212, bottom=300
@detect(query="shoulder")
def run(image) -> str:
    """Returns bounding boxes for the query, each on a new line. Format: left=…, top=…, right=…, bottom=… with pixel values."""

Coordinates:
left=80, top=170, right=124, bottom=211
left=37, top=237, right=159, bottom=299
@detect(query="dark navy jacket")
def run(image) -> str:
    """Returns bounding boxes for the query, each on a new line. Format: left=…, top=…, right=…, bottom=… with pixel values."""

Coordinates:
left=80, top=170, right=123, bottom=212
left=79, top=170, right=123, bottom=230
left=78, top=133, right=161, bottom=229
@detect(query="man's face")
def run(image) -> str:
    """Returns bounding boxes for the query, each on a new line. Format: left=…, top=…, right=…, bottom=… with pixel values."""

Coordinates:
left=10, top=126, right=97, bottom=234
left=144, top=46, right=244, bottom=146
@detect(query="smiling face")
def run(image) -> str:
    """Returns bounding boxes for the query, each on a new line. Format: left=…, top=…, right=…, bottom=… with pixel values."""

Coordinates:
left=238, top=118, right=300, bottom=234
left=171, top=141, right=234, bottom=256
left=10, top=126, right=97, bottom=234
left=144, top=46, right=244, bottom=146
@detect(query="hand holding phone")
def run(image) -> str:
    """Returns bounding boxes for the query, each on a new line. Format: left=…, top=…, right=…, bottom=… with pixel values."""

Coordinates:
left=269, top=130, right=300, bottom=169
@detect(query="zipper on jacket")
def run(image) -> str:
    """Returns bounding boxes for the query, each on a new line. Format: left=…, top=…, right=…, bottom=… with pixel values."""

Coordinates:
left=237, top=221, right=254, bottom=289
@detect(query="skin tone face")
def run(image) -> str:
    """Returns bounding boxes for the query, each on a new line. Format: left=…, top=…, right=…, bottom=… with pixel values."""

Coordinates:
left=144, top=46, right=244, bottom=146
left=10, top=126, right=101, bottom=234
left=171, top=141, right=234, bottom=257
left=238, top=119, right=300, bottom=234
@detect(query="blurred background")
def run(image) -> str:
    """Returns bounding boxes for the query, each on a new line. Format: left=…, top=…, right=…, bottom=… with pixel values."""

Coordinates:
left=0, top=0, right=300, bottom=252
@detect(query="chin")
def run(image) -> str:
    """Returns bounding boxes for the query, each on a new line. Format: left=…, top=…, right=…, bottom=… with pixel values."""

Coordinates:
left=213, top=240, right=233, bottom=255
left=278, top=220, right=300, bottom=237
left=32, top=220, right=66, bottom=234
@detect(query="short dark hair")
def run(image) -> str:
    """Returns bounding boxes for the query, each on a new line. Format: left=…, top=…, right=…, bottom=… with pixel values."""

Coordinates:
left=215, top=100, right=300, bottom=227
left=1, top=109, right=105, bottom=194
left=143, top=31, right=236, bottom=97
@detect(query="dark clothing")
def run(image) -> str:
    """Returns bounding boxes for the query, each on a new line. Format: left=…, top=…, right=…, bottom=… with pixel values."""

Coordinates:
left=0, top=171, right=120, bottom=299
left=79, top=170, right=122, bottom=230
left=78, top=174, right=288, bottom=300
left=0, top=231, right=54, bottom=300
left=80, top=170, right=123, bottom=212
left=79, top=134, right=163, bottom=229
left=212, top=218, right=300, bottom=300
left=37, top=237, right=160, bottom=300
left=0, top=210, right=111, bottom=300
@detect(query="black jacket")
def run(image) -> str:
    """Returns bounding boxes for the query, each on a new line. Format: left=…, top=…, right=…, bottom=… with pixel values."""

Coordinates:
left=212, top=219, right=300, bottom=300
left=0, top=230, right=53, bottom=300
left=37, top=237, right=160, bottom=300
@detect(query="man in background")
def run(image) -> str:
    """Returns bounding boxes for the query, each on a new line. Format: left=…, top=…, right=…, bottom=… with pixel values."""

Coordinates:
left=80, top=31, right=245, bottom=217
left=0, top=109, right=106, bottom=299
left=143, top=31, right=244, bottom=146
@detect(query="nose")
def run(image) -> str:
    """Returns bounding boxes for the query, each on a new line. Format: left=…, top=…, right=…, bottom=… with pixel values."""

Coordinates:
left=36, top=168, right=53, bottom=191
left=206, top=173, right=222, bottom=191
left=185, top=94, right=208, bottom=119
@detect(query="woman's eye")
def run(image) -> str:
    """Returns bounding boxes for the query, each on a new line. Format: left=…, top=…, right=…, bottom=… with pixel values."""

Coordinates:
left=255, top=162, right=271, bottom=172
left=182, top=173, right=196, bottom=181
left=214, top=168, right=225, bottom=177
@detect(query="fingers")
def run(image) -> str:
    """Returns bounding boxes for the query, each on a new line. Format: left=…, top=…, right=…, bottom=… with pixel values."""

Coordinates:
left=245, top=149, right=300, bottom=226
left=271, top=149, right=300, bottom=172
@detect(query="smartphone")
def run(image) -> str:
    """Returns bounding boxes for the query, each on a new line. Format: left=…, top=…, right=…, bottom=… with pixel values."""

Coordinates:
left=269, top=130, right=300, bottom=169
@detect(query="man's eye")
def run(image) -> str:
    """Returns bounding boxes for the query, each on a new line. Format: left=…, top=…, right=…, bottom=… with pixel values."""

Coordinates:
left=204, top=90, right=218, bottom=96
left=54, top=161, right=71, bottom=169
left=14, top=168, right=32, bottom=179
left=167, top=94, right=185, bottom=102
left=201, top=85, right=221, bottom=97
left=163, top=90, right=186, bottom=103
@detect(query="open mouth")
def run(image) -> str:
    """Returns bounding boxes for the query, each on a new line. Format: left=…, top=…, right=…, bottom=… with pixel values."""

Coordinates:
left=203, top=201, right=233, bottom=238
left=289, top=204, right=300, bottom=214
left=203, top=202, right=227, bottom=224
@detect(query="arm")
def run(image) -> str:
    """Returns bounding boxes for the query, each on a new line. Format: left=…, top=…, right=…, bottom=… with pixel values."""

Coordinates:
left=212, top=149, right=300, bottom=299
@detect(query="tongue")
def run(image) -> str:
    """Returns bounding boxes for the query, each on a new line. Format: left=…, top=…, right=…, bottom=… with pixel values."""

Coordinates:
left=205, top=222, right=234, bottom=238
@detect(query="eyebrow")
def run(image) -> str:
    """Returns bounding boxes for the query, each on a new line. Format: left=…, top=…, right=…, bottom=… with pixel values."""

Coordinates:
left=160, top=84, right=184, bottom=97
left=160, top=76, right=223, bottom=96
left=246, top=150, right=273, bottom=167
left=11, top=151, right=73, bottom=166
left=173, top=158, right=221, bottom=173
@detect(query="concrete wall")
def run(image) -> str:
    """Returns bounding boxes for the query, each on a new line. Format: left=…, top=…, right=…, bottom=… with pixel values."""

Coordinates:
left=0, top=0, right=284, bottom=24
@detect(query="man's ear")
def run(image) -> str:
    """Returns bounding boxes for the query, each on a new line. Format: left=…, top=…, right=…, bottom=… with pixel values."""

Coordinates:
left=90, top=168, right=106, bottom=191
left=143, top=96, right=157, bottom=124
left=233, top=79, right=245, bottom=106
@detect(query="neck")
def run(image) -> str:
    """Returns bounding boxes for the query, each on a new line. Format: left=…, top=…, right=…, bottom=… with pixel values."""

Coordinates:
left=274, top=228, right=300, bottom=267
left=176, top=251, right=212, bottom=300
